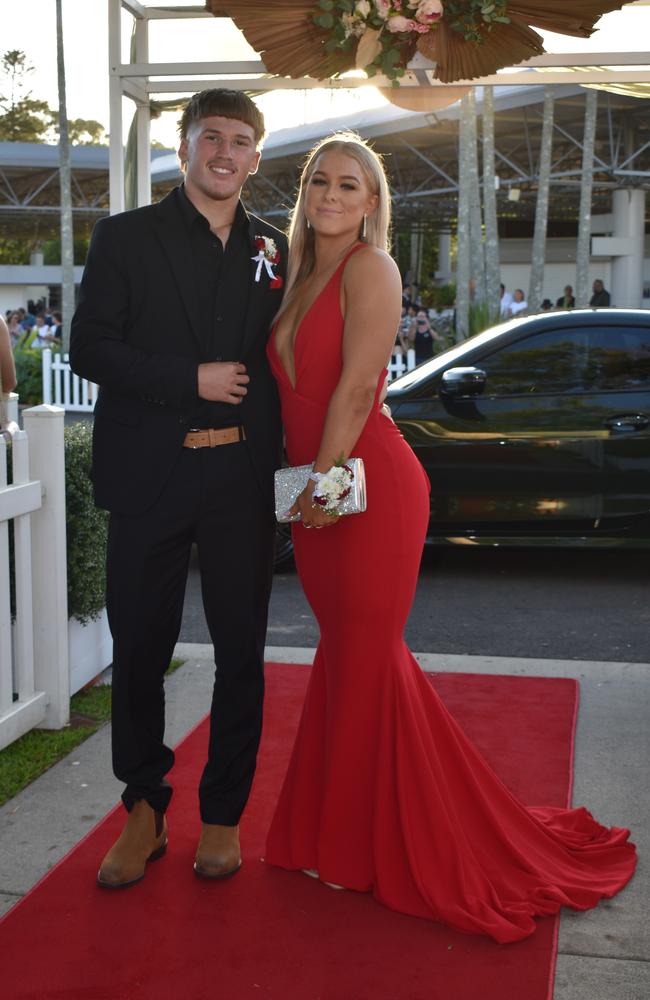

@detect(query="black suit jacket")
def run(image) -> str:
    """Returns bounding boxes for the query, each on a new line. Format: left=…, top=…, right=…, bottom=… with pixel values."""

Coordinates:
left=70, top=189, right=285, bottom=515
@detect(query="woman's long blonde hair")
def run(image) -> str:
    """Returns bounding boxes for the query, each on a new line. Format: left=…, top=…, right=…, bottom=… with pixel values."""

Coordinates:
left=277, top=132, right=392, bottom=320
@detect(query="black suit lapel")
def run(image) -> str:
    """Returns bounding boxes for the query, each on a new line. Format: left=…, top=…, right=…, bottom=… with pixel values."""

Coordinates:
left=152, top=191, right=205, bottom=353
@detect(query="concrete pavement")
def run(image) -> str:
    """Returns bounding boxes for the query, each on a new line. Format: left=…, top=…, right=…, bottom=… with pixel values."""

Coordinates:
left=0, top=644, right=648, bottom=1000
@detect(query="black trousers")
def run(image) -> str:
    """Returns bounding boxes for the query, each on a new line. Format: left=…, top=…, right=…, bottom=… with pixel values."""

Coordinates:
left=106, top=441, right=275, bottom=825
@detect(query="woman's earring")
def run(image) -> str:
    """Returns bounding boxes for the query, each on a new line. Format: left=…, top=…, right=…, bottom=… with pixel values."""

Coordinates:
left=306, top=218, right=311, bottom=230
left=362, top=214, right=367, bottom=240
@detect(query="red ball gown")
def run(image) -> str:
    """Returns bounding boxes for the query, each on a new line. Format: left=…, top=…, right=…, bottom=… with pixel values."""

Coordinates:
left=265, top=245, right=636, bottom=944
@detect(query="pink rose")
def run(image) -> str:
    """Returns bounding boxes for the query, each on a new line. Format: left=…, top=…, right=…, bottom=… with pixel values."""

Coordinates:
left=415, top=0, right=443, bottom=23
left=386, top=14, right=416, bottom=32
left=373, top=0, right=391, bottom=19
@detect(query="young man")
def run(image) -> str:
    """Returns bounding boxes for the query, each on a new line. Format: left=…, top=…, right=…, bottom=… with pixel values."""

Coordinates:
left=70, top=89, right=286, bottom=888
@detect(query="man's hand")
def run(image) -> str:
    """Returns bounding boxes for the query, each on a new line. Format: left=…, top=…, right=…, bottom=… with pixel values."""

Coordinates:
left=198, top=362, right=249, bottom=404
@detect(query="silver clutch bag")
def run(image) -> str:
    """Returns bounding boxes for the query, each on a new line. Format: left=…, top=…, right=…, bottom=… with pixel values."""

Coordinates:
left=274, top=458, right=367, bottom=523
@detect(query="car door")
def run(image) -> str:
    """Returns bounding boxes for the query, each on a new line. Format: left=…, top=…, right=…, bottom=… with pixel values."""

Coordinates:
left=395, top=324, right=608, bottom=535
left=581, top=322, right=650, bottom=530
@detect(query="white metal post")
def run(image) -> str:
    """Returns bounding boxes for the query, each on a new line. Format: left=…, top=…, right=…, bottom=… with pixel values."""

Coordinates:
left=109, top=0, right=126, bottom=214
left=41, top=348, right=52, bottom=405
left=22, top=405, right=70, bottom=729
left=135, top=13, right=151, bottom=207
left=6, top=392, right=19, bottom=426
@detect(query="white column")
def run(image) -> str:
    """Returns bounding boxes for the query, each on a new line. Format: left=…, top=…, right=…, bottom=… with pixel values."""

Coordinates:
left=611, top=189, right=645, bottom=308
left=135, top=14, right=151, bottom=207
left=108, top=0, right=125, bottom=215
left=22, top=405, right=70, bottom=729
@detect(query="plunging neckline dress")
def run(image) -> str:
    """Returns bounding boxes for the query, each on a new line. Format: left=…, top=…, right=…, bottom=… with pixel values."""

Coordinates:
left=265, top=245, right=636, bottom=943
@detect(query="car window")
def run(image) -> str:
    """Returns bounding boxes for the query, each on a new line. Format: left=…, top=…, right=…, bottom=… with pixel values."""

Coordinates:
left=478, top=329, right=588, bottom=396
left=583, top=326, right=650, bottom=391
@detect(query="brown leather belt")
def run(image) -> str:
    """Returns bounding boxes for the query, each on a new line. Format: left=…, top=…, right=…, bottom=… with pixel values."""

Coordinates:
left=182, top=427, right=246, bottom=449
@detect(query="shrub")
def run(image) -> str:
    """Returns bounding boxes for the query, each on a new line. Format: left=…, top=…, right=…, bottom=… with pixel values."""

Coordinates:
left=13, top=349, right=46, bottom=405
left=64, top=421, right=108, bottom=624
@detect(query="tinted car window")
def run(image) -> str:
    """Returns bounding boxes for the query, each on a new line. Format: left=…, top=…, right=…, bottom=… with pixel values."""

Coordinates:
left=583, top=326, right=650, bottom=391
left=479, top=328, right=588, bottom=395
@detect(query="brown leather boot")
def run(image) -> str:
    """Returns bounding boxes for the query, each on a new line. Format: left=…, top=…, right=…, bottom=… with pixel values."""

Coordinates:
left=97, top=800, right=168, bottom=889
left=193, top=823, right=241, bottom=880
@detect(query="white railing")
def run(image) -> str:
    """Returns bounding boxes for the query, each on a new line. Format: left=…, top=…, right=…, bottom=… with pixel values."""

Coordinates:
left=0, top=406, right=70, bottom=750
left=42, top=348, right=98, bottom=412
left=388, top=348, right=417, bottom=381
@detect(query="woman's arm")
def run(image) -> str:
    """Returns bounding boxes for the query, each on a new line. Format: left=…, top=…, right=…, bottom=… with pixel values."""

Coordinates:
left=0, top=316, right=17, bottom=393
left=292, top=248, right=402, bottom=525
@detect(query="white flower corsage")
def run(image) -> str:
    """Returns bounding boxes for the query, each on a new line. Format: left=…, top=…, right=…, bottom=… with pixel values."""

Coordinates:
left=252, top=235, right=283, bottom=288
left=310, top=462, right=354, bottom=517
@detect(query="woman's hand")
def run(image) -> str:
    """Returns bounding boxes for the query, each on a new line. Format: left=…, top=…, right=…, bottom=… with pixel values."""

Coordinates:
left=288, top=483, right=340, bottom=529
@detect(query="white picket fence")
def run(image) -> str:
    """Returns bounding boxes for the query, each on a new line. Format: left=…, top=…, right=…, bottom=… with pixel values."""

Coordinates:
left=0, top=407, right=70, bottom=750
left=42, top=348, right=98, bottom=412
left=40, top=347, right=414, bottom=411
left=388, top=348, right=417, bottom=381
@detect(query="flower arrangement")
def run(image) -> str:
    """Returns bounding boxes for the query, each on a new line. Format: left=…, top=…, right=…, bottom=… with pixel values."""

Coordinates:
left=252, top=235, right=283, bottom=288
left=314, top=0, right=510, bottom=80
left=311, top=461, right=354, bottom=516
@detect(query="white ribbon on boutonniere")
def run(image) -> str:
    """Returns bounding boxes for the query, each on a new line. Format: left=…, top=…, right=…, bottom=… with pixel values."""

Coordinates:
left=252, top=235, right=283, bottom=289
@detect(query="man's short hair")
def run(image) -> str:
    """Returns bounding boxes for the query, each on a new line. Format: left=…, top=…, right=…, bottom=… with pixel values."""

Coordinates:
left=178, top=89, right=265, bottom=145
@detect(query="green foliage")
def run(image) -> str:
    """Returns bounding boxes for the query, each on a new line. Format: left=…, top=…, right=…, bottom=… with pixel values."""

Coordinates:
left=394, top=231, right=439, bottom=297
left=467, top=300, right=501, bottom=338
left=0, top=238, right=32, bottom=265
left=64, top=422, right=108, bottom=625
left=423, top=283, right=456, bottom=309
left=70, top=684, right=112, bottom=723
left=0, top=49, right=53, bottom=142
left=0, top=49, right=107, bottom=145
left=445, top=0, right=510, bottom=42
left=48, top=111, right=107, bottom=146
left=0, top=724, right=96, bottom=805
left=13, top=348, right=44, bottom=404
left=42, top=236, right=90, bottom=266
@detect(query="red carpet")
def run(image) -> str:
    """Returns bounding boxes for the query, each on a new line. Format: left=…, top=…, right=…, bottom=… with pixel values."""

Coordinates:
left=1, top=664, right=579, bottom=1000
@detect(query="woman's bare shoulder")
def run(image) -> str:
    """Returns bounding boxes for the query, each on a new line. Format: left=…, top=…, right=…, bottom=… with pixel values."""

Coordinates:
left=343, top=245, right=401, bottom=288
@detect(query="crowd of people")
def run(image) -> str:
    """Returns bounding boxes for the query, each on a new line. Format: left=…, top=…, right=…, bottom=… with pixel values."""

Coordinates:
left=499, top=278, right=611, bottom=319
left=4, top=304, right=63, bottom=351
left=397, top=275, right=613, bottom=368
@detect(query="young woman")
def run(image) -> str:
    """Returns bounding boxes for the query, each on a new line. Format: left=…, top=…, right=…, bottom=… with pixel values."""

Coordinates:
left=411, top=307, right=443, bottom=363
left=265, top=133, right=636, bottom=943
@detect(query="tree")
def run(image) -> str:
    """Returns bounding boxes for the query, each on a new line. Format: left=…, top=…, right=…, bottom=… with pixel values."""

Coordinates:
left=0, top=49, right=53, bottom=142
left=0, top=49, right=107, bottom=146
left=576, top=90, right=598, bottom=307
left=482, top=87, right=500, bottom=319
left=49, top=111, right=107, bottom=146
left=528, top=88, right=554, bottom=314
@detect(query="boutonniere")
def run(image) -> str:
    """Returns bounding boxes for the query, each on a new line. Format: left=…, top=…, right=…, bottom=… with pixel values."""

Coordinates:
left=252, top=235, right=283, bottom=289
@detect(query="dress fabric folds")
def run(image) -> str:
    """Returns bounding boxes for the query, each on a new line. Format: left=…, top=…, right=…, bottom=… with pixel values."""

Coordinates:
left=265, top=245, right=636, bottom=943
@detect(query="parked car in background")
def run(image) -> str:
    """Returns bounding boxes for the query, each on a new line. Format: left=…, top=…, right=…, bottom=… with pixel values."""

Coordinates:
left=386, top=309, right=650, bottom=549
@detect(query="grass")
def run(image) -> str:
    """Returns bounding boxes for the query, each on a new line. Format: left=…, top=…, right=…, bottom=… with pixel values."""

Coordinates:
left=0, top=658, right=184, bottom=807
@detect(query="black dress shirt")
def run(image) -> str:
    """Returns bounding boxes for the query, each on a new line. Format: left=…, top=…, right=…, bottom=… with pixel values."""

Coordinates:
left=177, top=185, right=252, bottom=428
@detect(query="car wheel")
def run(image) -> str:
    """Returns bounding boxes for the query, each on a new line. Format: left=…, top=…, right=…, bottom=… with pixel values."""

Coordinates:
left=274, top=521, right=294, bottom=571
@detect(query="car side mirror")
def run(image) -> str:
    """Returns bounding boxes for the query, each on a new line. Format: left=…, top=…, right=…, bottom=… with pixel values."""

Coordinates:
left=440, top=367, right=487, bottom=398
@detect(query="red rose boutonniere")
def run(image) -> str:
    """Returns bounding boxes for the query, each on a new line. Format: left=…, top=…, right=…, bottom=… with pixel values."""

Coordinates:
left=252, top=235, right=283, bottom=289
